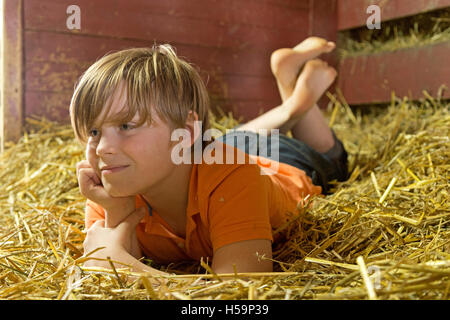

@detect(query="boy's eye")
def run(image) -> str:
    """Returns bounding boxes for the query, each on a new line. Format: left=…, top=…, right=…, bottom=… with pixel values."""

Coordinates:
left=87, top=123, right=135, bottom=139
left=88, top=129, right=100, bottom=138
left=120, top=123, right=134, bottom=130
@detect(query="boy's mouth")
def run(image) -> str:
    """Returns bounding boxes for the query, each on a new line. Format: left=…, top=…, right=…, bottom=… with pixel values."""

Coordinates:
left=101, top=165, right=129, bottom=175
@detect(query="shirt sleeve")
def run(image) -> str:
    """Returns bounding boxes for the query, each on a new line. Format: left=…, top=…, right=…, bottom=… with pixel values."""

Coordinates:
left=85, top=199, right=106, bottom=230
left=207, top=166, right=273, bottom=253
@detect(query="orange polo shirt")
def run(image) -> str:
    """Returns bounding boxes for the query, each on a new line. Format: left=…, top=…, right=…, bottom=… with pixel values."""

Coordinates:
left=85, top=140, right=323, bottom=264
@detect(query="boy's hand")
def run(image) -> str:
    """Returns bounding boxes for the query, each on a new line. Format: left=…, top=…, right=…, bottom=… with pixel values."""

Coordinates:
left=83, top=207, right=146, bottom=268
left=76, top=160, right=136, bottom=226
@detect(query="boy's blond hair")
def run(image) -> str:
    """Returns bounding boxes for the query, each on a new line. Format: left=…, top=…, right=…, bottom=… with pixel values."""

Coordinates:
left=70, top=44, right=211, bottom=149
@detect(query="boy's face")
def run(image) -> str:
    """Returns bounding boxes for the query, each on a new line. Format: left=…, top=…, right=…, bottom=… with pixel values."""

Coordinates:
left=85, top=82, right=178, bottom=197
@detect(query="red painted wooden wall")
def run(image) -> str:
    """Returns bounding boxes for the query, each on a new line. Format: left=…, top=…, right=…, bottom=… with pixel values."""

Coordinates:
left=337, top=0, right=450, bottom=105
left=3, top=0, right=449, bottom=146
left=23, top=0, right=316, bottom=128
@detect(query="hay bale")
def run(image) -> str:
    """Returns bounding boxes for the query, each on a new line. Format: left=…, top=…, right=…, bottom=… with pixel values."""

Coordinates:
left=0, top=92, right=448, bottom=300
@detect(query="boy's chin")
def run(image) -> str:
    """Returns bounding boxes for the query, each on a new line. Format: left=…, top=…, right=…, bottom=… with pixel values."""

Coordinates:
left=104, top=185, right=134, bottom=198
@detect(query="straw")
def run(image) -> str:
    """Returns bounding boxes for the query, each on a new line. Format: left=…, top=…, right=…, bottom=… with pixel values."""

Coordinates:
left=0, top=91, right=448, bottom=300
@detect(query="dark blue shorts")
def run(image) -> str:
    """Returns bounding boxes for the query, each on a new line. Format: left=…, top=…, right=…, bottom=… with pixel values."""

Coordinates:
left=215, top=128, right=349, bottom=195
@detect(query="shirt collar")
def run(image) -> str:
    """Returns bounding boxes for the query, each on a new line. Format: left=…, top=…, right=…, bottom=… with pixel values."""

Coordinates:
left=136, top=164, right=201, bottom=237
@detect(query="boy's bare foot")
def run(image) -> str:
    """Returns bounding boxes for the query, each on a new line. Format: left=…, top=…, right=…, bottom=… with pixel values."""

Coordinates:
left=283, top=59, right=337, bottom=121
left=270, top=37, right=335, bottom=99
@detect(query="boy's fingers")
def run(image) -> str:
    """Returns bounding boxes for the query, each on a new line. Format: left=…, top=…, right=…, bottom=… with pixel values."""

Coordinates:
left=76, top=159, right=90, bottom=167
left=78, top=169, right=104, bottom=201
left=78, top=167, right=101, bottom=187
left=76, top=160, right=91, bottom=175
left=77, top=161, right=101, bottom=182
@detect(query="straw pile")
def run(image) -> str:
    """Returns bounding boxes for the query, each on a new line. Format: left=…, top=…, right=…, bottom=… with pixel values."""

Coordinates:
left=0, top=90, right=448, bottom=300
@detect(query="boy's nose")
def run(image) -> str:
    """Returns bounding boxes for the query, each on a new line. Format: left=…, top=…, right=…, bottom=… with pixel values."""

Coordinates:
left=96, top=129, right=119, bottom=156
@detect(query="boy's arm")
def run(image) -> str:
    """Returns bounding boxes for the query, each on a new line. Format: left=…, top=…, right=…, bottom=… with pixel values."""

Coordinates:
left=212, top=239, right=273, bottom=274
left=82, top=207, right=164, bottom=275
left=86, top=200, right=142, bottom=258
left=207, top=166, right=274, bottom=274
left=90, top=248, right=167, bottom=276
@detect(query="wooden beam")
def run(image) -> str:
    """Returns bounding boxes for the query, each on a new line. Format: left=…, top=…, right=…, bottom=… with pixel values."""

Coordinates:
left=1, top=0, right=23, bottom=151
left=338, top=0, right=450, bottom=30
left=337, top=41, right=450, bottom=105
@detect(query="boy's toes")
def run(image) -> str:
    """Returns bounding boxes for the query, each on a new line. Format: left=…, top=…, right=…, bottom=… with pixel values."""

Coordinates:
left=294, top=37, right=336, bottom=54
left=303, top=60, right=337, bottom=82
left=299, top=36, right=328, bottom=48
left=324, top=41, right=336, bottom=52
left=305, top=58, right=326, bottom=69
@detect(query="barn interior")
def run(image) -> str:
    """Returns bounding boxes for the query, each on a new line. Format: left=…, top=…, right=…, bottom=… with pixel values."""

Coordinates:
left=0, top=0, right=449, bottom=300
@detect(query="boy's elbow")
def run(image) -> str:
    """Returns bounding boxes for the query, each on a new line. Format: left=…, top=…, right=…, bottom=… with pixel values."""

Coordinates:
left=211, top=239, right=273, bottom=274
left=213, top=260, right=273, bottom=275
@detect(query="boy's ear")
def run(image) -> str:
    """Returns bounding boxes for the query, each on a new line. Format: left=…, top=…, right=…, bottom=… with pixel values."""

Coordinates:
left=185, top=111, right=201, bottom=147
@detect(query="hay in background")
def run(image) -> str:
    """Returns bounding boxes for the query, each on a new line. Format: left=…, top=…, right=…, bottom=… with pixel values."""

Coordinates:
left=207, top=107, right=243, bottom=138
left=338, top=8, right=450, bottom=59
left=0, top=90, right=448, bottom=300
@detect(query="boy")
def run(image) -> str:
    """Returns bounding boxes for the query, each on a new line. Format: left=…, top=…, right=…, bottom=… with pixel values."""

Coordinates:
left=72, top=37, right=348, bottom=275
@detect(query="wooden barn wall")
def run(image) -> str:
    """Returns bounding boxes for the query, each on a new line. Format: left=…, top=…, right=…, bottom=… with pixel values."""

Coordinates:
left=338, top=0, right=450, bottom=31
left=308, top=0, right=338, bottom=108
left=23, top=0, right=313, bottom=127
left=337, top=0, right=450, bottom=105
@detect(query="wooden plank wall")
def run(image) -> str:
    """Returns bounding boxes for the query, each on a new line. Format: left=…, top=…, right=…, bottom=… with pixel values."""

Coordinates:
left=337, top=0, right=450, bottom=105
left=338, top=0, right=450, bottom=30
left=2, top=0, right=23, bottom=150
left=308, top=0, right=338, bottom=108
left=23, top=0, right=312, bottom=134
